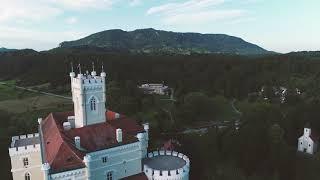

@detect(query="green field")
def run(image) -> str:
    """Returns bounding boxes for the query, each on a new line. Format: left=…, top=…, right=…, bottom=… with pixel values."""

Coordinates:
left=0, top=81, right=73, bottom=180
left=0, top=81, right=34, bottom=101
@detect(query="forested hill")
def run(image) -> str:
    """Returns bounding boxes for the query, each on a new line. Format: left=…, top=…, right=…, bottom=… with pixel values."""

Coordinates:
left=0, top=47, right=18, bottom=52
left=0, top=50, right=320, bottom=99
left=59, top=28, right=271, bottom=55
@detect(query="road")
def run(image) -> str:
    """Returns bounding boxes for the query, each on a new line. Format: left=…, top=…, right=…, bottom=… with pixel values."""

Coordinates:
left=162, top=99, right=243, bottom=135
left=0, top=82, right=72, bottom=100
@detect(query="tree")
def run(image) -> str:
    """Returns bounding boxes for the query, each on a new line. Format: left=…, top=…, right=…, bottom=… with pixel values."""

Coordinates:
left=178, top=92, right=215, bottom=124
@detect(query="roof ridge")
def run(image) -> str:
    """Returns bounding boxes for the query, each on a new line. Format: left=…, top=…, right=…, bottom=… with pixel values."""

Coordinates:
left=49, top=142, right=64, bottom=164
left=52, top=112, right=85, bottom=161
left=62, top=141, right=85, bottom=162
left=44, top=113, right=64, bottom=164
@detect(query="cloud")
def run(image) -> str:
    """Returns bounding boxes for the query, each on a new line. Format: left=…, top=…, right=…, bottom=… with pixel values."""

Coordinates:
left=147, top=0, right=225, bottom=15
left=66, top=17, right=78, bottom=24
left=227, top=17, right=256, bottom=25
left=0, top=1, right=62, bottom=23
left=0, top=0, right=140, bottom=24
left=0, top=0, right=142, bottom=50
left=49, top=0, right=114, bottom=10
left=0, top=26, right=88, bottom=50
left=146, top=0, right=247, bottom=25
left=163, top=10, right=246, bottom=25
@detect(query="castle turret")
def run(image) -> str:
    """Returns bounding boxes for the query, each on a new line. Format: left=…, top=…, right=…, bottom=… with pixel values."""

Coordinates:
left=41, top=163, right=50, bottom=180
left=83, top=155, right=92, bottom=180
left=70, top=64, right=107, bottom=128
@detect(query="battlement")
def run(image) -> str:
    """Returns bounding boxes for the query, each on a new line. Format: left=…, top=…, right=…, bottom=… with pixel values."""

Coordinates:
left=143, top=150, right=190, bottom=180
left=71, top=76, right=104, bottom=85
left=9, top=133, right=41, bottom=156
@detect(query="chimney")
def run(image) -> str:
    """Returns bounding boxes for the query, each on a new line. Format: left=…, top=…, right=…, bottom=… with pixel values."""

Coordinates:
left=116, top=129, right=122, bottom=143
left=75, top=136, right=81, bottom=149
left=115, top=113, right=120, bottom=119
left=143, top=123, right=149, bottom=131
left=67, top=116, right=75, bottom=128
left=38, top=118, right=43, bottom=125
left=63, top=122, right=71, bottom=131
left=143, top=123, right=149, bottom=140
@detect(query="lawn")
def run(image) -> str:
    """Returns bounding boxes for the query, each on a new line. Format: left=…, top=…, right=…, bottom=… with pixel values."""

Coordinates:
left=0, top=80, right=36, bottom=101
left=0, top=95, right=72, bottom=113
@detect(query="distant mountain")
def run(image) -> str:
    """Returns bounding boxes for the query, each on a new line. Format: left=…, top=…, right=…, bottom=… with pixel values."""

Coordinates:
left=286, top=51, right=320, bottom=57
left=59, top=28, right=272, bottom=55
left=0, top=47, right=18, bottom=52
left=0, top=49, right=38, bottom=56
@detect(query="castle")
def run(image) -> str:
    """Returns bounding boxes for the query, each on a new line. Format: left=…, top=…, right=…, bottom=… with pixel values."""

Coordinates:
left=8, top=65, right=190, bottom=180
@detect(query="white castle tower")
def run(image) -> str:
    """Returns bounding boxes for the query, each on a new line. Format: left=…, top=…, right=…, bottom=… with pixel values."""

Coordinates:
left=70, top=63, right=107, bottom=128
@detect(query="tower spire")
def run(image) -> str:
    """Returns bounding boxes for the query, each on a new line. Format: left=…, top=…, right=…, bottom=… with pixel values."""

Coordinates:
left=69, top=62, right=75, bottom=78
left=70, top=62, right=74, bottom=72
left=100, top=62, right=106, bottom=78
left=78, top=63, right=82, bottom=74
left=91, top=61, right=97, bottom=76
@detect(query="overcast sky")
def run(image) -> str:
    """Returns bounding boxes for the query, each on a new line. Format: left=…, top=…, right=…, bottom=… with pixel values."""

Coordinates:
left=0, top=0, right=319, bottom=53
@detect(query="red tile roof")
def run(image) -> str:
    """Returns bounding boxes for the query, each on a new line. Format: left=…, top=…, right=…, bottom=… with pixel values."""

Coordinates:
left=121, top=173, right=148, bottom=180
left=41, top=110, right=144, bottom=173
left=107, top=110, right=123, bottom=120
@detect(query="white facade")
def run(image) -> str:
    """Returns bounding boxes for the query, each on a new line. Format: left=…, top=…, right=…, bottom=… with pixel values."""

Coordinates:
left=70, top=70, right=106, bottom=128
left=138, top=84, right=169, bottom=95
left=298, top=127, right=318, bottom=155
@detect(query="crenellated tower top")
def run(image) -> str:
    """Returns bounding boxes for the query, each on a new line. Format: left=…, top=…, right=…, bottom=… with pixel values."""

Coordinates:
left=70, top=63, right=107, bottom=128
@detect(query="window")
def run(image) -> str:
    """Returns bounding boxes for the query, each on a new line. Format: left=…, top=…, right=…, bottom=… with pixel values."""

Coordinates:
left=107, top=172, right=113, bottom=180
left=90, top=97, right=96, bottom=111
left=25, top=172, right=31, bottom=180
left=23, top=158, right=29, bottom=167
left=102, top=157, right=108, bottom=163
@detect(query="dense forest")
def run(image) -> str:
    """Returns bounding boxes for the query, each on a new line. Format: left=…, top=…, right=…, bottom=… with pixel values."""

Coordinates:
left=1, top=50, right=320, bottom=179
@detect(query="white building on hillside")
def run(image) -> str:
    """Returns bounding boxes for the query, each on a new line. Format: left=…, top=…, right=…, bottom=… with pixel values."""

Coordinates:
left=138, top=84, right=169, bottom=95
left=298, top=123, right=318, bottom=155
left=8, top=64, right=190, bottom=180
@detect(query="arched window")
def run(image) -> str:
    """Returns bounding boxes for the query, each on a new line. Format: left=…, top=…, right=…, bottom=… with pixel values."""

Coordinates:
left=107, top=172, right=113, bottom=180
left=25, top=172, right=31, bottom=180
left=90, top=97, right=96, bottom=111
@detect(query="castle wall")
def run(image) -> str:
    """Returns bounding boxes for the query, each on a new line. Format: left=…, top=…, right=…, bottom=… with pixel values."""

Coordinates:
left=50, top=168, right=87, bottom=180
left=86, top=141, right=145, bottom=180
left=9, top=134, right=44, bottom=180
left=144, top=151, right=190, bottom=180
